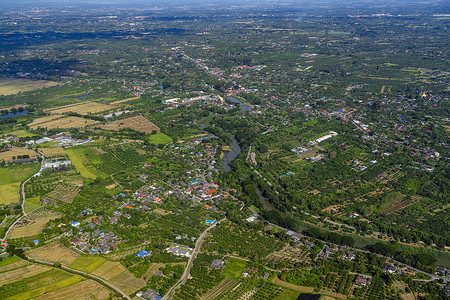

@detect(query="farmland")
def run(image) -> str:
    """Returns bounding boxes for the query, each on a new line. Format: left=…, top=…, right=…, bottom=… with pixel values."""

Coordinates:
left=9, top=209, right=62, bottom=238
left=34, top=279, right=111, bottom=300
left=0, top=147, right=37, bottom=161
left=100, top=115, right=160, bottom=134
left=0, top=78, right=60, bottom=95
left=0, top=163, right=39, bottom=204
left=0, top=268, right=84, bottom=300
left=64, top=148, right=98, bottom=179
left=29, top=116, right=99, bottom=130
left=27, top=242, right=80, bottom=266
left=46, top=101, right=111, bottom=115
left=42, top=183, right=81, bottom=203
left=39, top=147, right=66, bottom=158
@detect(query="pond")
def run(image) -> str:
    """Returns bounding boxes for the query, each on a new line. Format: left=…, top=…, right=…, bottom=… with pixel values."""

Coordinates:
left=221, top=137, right=241, bottom=172
left=227, top=97, right=252, bottom=112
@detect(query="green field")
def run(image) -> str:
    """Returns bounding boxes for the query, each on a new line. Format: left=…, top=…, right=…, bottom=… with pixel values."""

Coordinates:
left=69, top=256, right=106, bottom=273
left=0, top=256, right=21, bottom=267
left=0, top=163, right=40, bottom=185
left=24, top=196, right=41, bottom=213
left=276, top=288, right=301, bottom=300
left=0, top=183, right=20, bottom=205
left=65, top=149, right=98, bottom=179
left=147, top=132, right=173, bottom=145
left=223, top=258, right=247, bottom=279
left=0, top=269, right=83, bottom=299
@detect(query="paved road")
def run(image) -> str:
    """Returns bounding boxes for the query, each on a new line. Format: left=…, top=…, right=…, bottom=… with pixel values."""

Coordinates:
left=162, top=218, right=226, bottom=300
left=32, top=258, right=131, bottom=299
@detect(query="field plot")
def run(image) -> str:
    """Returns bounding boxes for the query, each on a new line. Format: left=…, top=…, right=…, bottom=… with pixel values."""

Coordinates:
left=40, top=147, right=66, bottom=157
left=110, top=96, right=140, bottom=105
left=0, top=130, right=37, bottom=138
left=109, top=269, right=146, bottom=295
left=0, top=264, right=51, bottom=287
left=0, top=147, right=38, bottom=161
left=0, top=257, right=28, bottom=273
left=28, top=115, right=64, bottom=129
left=29, top=116, right=99, bottom=130
left=199, top=278, right=238, bottom=300
left=10, top=209, right=62, bottom=238
left=91, top=261, right=125, bottom=279
left=27, top=242, right=80, bottom=266
left=272, top=277, right=314, bottom=293
left=0, top=78, right=60, bottom=95
left=0, top=182, right=20, bottom=205
left=47, top=101, right=111, bottom=115
left=100, top=115, right=160, bottom=134
left=0, top=163, right=40, bottom=204
left=69, top=256, right=107, bottom=273
left=35, top=279, right=111, bottom=300
left=65, top=149, right=98, bottom=179
left=0, top=268, right=84, bottom=300
left=43, top=183, right=81, bottom=203
left=24, top=196, right=41, bottom=213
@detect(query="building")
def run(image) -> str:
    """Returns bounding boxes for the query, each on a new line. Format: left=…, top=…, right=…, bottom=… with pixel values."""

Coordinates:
left=166, top=246, right=191, bottom=257
left=71, top=221, right=80, bottom=228
left=383, top=263, right=397, bottom=274
left=136, top=289, right=161, bottom=300
left=135, top=250, right=151, bottom=258
left=210, top=259, right=225, bottom=269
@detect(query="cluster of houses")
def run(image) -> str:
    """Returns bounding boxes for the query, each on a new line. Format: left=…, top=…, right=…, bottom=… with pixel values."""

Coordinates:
left=27, top=133, right=94, bottom=147
left=166, top=246, right=191, bottom=257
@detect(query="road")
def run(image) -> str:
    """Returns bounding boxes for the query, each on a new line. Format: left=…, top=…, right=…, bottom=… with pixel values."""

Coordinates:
left=1, top=149, right=45, bottom=241
left=162, top=218, right=226, bottom=300
left=32, top=258, right=131, bottom=300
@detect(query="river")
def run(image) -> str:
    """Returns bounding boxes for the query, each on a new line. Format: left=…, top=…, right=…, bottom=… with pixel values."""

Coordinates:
left=227, top=97, right=252, bottom=112
left=221, top=138, right=241, bottom=172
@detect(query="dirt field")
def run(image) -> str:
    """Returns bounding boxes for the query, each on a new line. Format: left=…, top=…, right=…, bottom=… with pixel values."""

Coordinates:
left=47, top=101, right=111, bottom=115
left=91, top=261, right=126, bottom=280
left=40, top=147, right=66, bottom=157
left=0, top=259, right=28, bottom=273
left=34, top=279, right=111, bottom=300
left=27, top=242, right=80, bottom=266
left=100, top=115, right=160, bottom=134
left=0, top=264, right=50, bottom=286
left=0, top=78, right=60, bottom=95
left=0, top=147, right=37, bottom=161
left=10, top=210, right=62, bottom=238
left=29, top=116, right=99, bottom=130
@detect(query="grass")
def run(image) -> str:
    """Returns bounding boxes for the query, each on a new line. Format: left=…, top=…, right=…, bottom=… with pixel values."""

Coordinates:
left=65, top=149, right=97, bottom=179
left=223, top=258, right=246, bottom=279
left=147, top=132, right=173, bottom=145
left=0, top=256, right=21, bottom=268
left=24, top=196, right=41, bottom=213
left=0, top=130, right=37, bottom=138
left=0, top=183, right=20, bottom=205
left=276, top=288, right=301, bottom=300
left=272, top=277, right=314, bottom=293
left=69, top=256, right=106, bottom=273
left=0, top=163, right=40, bottom=185
left=0, top=78, right=59, bottom=96
left=0, top=269, right=83, bottom=299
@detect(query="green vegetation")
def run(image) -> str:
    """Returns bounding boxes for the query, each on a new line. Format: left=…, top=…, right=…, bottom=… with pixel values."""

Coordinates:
left=69, top=256, right=106, bottom=273
left=223, top=258, right=246, bottom=279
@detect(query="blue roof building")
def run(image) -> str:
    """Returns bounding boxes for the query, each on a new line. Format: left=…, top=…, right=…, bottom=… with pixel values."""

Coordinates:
left=135, top=250, right=151, bottom=258
left=205, top=220, right=216, bottom=224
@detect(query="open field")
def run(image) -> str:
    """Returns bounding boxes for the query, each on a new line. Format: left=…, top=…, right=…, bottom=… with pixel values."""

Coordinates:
left=272, top=277, right=314, bottom=293
left=0, top=78, right=60, bottom=96
left=0, top=268, right=84, bottom=300
left=29, top=116, right=99, bottom=130
left=0, top=147, right=37, bottom=161
left=69, top=256, right=107, bottom=273
left=27, top=242, right=80, bottom=266
left=110, top=96, right=140, bottom=105
left=35, top=279, right=111, bottom=300
left=0, top=264, right=51, bottom=286
left=10, top=210, right=62, bottom=238
left=147, top=132, right=173, bottom=145
left=0, top=163, right=40, bottom=185
left=43, top=183, right=81, bottom=203
left=100, top=115, right=160, bottom=134
left=276, top=288, right=301, bottom=300
left=109, top=269, right=146, bottom=295
left=0, top=130, right=37, bottom=138
left=47, top=101, right=111, bottom=115
left=24, top=196, right=41, bottom=213
left=65, top=149, right=98, bottom=179
left=0, top=182, right=20, bottom=205
left=39, top=147, right=66, bottom=157
left=91, top=261, right=125, bottom=279
left=0, top=257, right=28, bottom=273
left=223, top=258, right=247, bottom=279
left=28, top=115, right=64, bottom=128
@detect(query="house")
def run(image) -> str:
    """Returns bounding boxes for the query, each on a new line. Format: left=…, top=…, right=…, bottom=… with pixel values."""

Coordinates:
left=210, top=259, right=225, bottom=269
left=342, top=252, right=357, bottom=261
left=71, top=221, right=80, bottom=228
left=136, top=289, right=161, bottom=300
left=303, top=241, right=314, bottom=249
left=155, top=271, right=164, bottom=278
left=403, top=269, right=415, bottom=276
left=166, top=246, right=191, bottom=257
left=71, top=238, right=82, bottom=245
left=135, top=250, right=151, bottom=258
left=33, top=239, right=39, bottom=245
left=263, top=272, right=270, bottom=279
left=110, top=217, right=118, bottom=224
left=205, top=219, right=216, bottom=224
left=383, top=263, right=397, bottom=274
left=354, top=276, right=371, bottom=287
